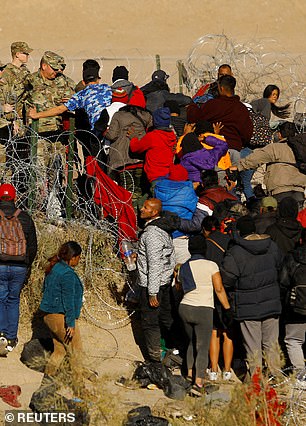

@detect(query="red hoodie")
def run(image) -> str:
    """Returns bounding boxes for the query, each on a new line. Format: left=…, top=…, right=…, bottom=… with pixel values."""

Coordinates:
left=130, top=129, right=177, bottom=182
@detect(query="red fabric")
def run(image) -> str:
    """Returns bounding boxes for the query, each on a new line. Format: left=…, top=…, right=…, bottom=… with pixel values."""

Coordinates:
left=130, top=129, right=176, bottom=182
left=0, top=385, right=21, bottom=408
left=128, top=87, right=146, bottom=108
left=192, top=83, right=210, bottom=100
left=187, top=95, right=253, bottom=151
left=86, top=157, right=137, bottom=253
left=297, top=208, right=306, bottom=227
left=198, top=186, right=238, bottom=211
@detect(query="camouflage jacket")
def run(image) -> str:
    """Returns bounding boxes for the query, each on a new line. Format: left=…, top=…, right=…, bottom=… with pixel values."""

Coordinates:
left=0, top=63, right=31, bottom=123
left=26, top=70, right=75, bottom=133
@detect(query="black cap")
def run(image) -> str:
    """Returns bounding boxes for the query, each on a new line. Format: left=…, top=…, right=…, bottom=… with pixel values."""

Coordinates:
left=112, top=65, right=129, bottom=83
left=83, top=67, right=100, bottom=84
left=236, top=215, right=256, bottom=237
left=151, top=70, right=169, bottom=82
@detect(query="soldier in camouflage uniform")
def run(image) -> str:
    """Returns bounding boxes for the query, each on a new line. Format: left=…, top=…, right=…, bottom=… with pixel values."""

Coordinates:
left=0, top=42, right=33, bottom=179
left=26, top=51, right=75, bottom=212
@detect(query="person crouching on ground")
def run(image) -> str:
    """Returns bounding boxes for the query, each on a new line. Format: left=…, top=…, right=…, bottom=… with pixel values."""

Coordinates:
left=39, top=241, right=86, bottom=379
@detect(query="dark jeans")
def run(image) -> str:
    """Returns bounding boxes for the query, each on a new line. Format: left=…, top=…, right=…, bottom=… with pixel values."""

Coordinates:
left=139, top=284, right=173, bottom=362
left=0, top=265, right=27, bottom=339
left=179, top=304, right=213, bottom=379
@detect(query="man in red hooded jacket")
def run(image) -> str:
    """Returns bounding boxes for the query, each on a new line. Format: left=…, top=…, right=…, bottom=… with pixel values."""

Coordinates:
left=129, top=107, right=177, bottom=190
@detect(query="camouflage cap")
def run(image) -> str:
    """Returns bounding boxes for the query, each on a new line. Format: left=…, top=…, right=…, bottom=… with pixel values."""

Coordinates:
left=42, top=51, right=66, bottom=71
left=11, top=41, right=33, bottom=55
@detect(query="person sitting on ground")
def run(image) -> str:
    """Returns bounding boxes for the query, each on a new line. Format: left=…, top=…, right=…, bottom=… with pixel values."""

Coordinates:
left=141, top=69, right=191, bottom=113
left=251, top=84, right=290, bottom=121
left=180, top=132, right=228, bottom=184
left=265, top=197, right=303, bottom=255
left=176, top=235, right=231, bottom=393
left=39, top=241, right=90, bottom=380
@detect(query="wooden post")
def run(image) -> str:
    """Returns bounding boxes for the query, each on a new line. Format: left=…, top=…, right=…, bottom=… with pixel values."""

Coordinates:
left=155, top=54, right=161, bottom=70
left=177, top=60, right=183, bottom=93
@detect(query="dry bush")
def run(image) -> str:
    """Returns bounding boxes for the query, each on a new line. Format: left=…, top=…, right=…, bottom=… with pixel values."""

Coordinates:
left=19, top=214, right=128, bottom=330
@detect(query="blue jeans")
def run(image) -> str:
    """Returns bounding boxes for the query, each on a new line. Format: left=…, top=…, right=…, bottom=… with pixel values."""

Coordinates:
left=0, top=265, right=27, bottom=339
left=240, top=147, right=255, bottom=200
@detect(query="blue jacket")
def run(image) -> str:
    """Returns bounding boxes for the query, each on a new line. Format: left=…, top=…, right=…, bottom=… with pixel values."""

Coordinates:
left=40, top=261, right=84, bottom=327
left=154, top=179, right=198, bottom=238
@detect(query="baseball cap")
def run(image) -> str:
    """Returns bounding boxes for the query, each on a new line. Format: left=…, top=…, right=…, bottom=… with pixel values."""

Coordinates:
left=11, top=41, right=33, bottom=55
left=0, top=184, right=16, bottom=200
left=151, top=70, right=169, bottom=82
left=261, top=196, right=278, bottom=209
left=42, top=51, right=66, bottom=71
left=83, top=67, right=100, bottom=84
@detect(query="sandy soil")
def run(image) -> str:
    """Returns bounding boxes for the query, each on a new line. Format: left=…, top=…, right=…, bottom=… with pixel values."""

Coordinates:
left=0, top=1, right=305, bottom=87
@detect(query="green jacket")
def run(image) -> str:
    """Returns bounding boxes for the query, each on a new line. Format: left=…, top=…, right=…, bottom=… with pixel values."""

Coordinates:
left=40, top=260, right=83, bottom=327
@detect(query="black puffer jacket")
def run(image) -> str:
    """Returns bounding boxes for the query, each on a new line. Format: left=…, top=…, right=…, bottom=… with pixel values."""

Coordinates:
left=221, top=233, right=282, bottom=321
left=0, top=201, right=37, bottom=266
left=279, top=245, right=306, bottom=323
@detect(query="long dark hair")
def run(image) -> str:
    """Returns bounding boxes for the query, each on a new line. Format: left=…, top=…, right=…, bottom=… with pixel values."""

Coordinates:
left=263, top=84, right=290, bottom=119
left=45, top=241, right=82, bottom=275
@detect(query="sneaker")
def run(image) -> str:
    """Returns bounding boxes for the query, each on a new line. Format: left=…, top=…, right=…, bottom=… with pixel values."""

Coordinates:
left=208, top=370, right=219, bottom=381
left=6, top=338, right=18, bottom=352
left=223, top=371, right=232, bottom=381
left=0, top=337, right=8, bottom=356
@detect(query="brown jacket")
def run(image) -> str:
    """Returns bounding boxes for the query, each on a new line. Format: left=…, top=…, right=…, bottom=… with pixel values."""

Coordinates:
left=238, top=142, right=306, bottom=196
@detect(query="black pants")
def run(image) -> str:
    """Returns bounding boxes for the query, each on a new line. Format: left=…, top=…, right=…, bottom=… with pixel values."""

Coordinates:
left=139, top=284, right=173, bottom=362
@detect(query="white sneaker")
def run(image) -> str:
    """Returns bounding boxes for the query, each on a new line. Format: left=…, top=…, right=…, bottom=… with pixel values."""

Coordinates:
left=222, top=371, right=232, bottom=381
left=208, top=370, right=219, bottom=381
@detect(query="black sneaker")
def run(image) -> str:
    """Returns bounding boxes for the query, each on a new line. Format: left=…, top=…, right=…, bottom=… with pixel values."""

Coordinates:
left=6, top=338, right=18, bottom=352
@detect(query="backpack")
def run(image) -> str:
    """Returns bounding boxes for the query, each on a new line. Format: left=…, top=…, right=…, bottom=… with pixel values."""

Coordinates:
left=248, top=110, right=273, bottom=148
left=288, top=262, right=306, bottom=315
left=286, top=133, right=306, bottom=174
left=0, top=209, right=27, bottom=262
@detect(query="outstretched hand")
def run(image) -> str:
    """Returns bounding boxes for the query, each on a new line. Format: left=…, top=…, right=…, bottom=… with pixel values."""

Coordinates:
left=29, top=106, right=39, bottom=119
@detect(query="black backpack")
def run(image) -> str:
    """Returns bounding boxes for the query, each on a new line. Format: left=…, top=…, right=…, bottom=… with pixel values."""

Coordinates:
left=248, top=110, right=273, bottom=148
left=287, top=262, right=306, bottom=315
left=286, top=133, right=306, bottom=174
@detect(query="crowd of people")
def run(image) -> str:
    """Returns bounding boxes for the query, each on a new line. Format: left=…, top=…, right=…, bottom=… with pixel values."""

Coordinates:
left=0, top=41, right=306, bottom=395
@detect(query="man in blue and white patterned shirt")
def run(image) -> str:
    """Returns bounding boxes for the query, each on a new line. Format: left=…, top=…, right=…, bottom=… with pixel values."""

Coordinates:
left=29, top=67, right=112, bottom=130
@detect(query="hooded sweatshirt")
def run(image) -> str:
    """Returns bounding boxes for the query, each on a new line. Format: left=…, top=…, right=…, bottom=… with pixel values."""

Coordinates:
left=130, top=129, right=177, bottom=182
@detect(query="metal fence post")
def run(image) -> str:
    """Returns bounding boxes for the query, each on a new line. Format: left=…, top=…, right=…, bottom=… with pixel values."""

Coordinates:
left=65, top=116, right=75, bottom=220
left=29, top=119, right=38, bottom=212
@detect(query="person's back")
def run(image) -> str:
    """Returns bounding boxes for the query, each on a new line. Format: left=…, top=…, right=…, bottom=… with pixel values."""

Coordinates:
left=187, top=75, right=253, bottom=152
left=265, top=197, right=303, bottom=255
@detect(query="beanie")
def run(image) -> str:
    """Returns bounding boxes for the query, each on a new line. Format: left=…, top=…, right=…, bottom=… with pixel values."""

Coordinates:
left=188, top=235, right=207, bottom=255
left=278, top=197, right=298, bottom=219
left=112, top=66, right=129, bottom=83
left=168, top=164, right=189, bottom=181
left=112, top=87, right=129, bottom=104
left=0, top=183, right=16, bottom=200
left=236, top=215, right=256, bottom=237
left=153, top=107, right=171, bottom=128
